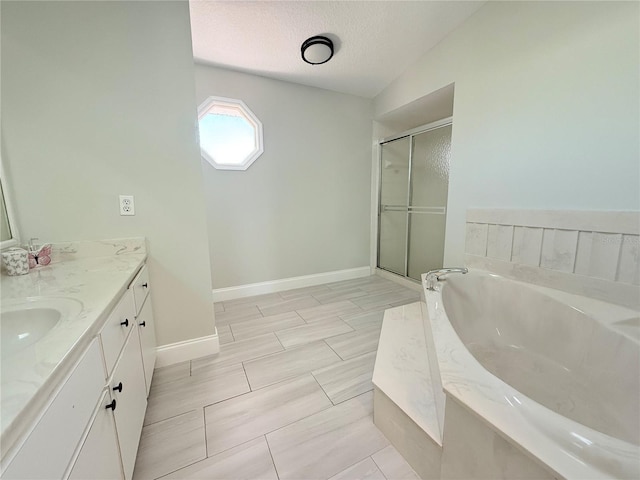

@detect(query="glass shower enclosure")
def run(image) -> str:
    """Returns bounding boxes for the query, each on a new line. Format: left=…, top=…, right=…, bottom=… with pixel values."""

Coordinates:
left=377, top=121, right=452, bottom=281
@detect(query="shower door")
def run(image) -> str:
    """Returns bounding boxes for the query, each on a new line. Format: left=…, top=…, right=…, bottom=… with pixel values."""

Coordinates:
left=378, top=122, right=452, bottom=281
left=406, top=125, right=451, bottom=280
left=378, top=137, right=411, bottom=275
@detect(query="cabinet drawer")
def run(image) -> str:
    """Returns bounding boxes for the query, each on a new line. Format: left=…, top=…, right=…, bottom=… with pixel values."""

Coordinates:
left=67, top=390, right=123, bottom=480
left=99, top=290, right=135, bottom=377
left=131, top=265, right=150, bottom=316
left=3, top=340, right=104, bottom=480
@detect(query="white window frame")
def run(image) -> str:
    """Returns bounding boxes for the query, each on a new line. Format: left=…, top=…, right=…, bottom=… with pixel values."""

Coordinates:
left=197, top=96, right=264, bottom=171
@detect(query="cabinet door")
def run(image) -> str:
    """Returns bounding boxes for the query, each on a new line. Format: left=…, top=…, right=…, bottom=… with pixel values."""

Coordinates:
left=67, top=390, right=123, bottom=480
left=110, top=327, right=147, bottom=480
left=136, top=295, right=156, bottom=397
left=2, top=340, right=104, bottom=480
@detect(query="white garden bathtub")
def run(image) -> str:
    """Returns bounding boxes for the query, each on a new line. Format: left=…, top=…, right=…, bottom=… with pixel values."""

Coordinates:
left=422, top=270, right=640, bottom=479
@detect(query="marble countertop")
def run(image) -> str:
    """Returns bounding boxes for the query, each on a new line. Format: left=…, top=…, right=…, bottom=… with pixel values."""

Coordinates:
left=0, top=238, right=146, bottom=458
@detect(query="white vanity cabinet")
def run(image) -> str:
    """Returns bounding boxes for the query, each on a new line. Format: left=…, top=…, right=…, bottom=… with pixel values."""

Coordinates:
left=131, top=265, right=156, bottom=396
left=1, top=262, right=155, bottom=480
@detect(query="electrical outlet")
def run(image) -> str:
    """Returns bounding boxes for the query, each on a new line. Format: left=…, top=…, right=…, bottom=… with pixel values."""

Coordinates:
left=119, top=195, right=135, bottom=216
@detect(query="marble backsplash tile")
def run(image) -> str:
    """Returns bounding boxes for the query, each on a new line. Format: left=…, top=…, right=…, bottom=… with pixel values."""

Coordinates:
left=618, top=235, right=640, bottom=285
left=486, top=225, right=513, bottom=261
left=575, top=232, right=622, bottom=281
left=464, top=223, right=488, bottom=257
left=511, top=226, right=543, bottom=266
left=49, top=237, right=146, bottom=263
left=464, top=209, right=640, bottom=308
left=540, top=229, right=579, bottom=273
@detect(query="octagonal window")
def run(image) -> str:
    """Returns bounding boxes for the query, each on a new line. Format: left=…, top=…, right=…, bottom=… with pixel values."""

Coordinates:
left=197, top=96, right=264, bottom=170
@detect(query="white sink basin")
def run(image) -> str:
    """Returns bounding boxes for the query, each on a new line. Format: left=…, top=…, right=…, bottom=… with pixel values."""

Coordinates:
left=1, top=297, right=83, bottom=359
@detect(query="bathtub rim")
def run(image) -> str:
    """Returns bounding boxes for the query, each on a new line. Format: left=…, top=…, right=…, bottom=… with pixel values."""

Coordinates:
left=422, top=269, right=640, bottom=480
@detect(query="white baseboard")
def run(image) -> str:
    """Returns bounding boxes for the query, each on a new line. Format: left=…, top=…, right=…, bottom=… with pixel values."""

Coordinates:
left=155, top=330, right=220, bottom=367
left=212, top=266, right=372, bottom=303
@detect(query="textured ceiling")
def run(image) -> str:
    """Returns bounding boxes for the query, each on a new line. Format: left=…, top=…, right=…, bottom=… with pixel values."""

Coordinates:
left=189, top=1, right=485, bottom=99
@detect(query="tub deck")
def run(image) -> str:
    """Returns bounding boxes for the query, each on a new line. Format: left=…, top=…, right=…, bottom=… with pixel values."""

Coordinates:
left=372, top=302, right=441, bottom=444
left=372, top=302, right=443, bottom=478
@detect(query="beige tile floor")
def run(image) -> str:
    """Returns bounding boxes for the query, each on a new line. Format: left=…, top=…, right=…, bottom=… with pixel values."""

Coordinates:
left=133, top=275, right=422, bottom=480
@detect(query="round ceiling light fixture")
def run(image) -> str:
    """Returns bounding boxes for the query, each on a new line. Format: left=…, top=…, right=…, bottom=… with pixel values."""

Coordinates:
left=301, top=35, right=334, bottom=65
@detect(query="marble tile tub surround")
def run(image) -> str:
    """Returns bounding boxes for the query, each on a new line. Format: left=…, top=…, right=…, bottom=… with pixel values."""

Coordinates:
left=0, top=238, right=147, bottom=459
left=422, top=270, right=640, bottom=480
left=374, top=388, right=442, bottom=480
left=464, top=209, right=640, bottom=308
left=133, top=275, right=422, bottom=480
left=371, top=303, right=441, bottom=445
left=440, top=398, right=556, bottom=480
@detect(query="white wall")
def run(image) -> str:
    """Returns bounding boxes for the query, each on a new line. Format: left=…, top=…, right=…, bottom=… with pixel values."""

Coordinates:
left=194, top=65, right=373, bottom=288
left=1, top=1, right=216, bottom=346
left=374, top=1, right=640, bottom=265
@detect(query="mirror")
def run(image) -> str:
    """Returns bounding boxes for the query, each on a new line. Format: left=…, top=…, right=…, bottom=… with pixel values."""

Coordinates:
left=0, top=158, right=20, bottom=249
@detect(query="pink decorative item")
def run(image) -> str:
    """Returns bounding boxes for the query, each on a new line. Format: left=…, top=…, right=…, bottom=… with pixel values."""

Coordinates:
left=28, top=244, right=52, bottom=268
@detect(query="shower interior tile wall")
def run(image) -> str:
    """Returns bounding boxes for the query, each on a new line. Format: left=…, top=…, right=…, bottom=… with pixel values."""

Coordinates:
left=463, top=209, right=640, bottom=308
